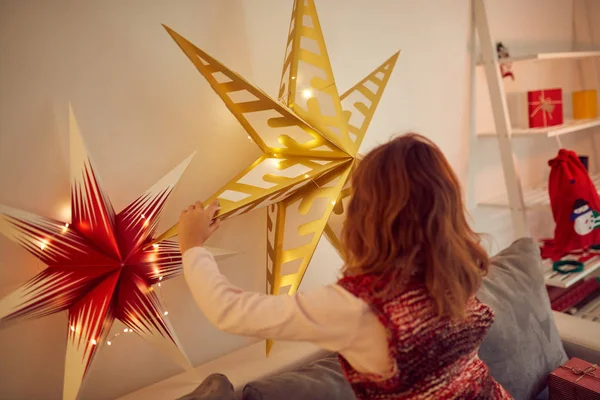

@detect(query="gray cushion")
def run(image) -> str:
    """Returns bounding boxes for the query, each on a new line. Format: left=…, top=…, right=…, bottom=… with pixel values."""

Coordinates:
left=177, top=373, right=238, bottom=400
left=241, top=353, right=356, bottom=400
left=477, top=238, right=568, bottom=400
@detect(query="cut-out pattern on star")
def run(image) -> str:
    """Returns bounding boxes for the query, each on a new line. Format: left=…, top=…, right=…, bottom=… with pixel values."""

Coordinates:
left=160, top=0, right=399, bottom=355
left=0, top=107, right=235, bottom=400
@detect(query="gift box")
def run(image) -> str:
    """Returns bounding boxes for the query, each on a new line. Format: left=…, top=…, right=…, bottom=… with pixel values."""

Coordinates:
left=550, top=278, right=600, bottom=312
left=573, top=90, right=598, bottom=120
left=528, top=88, right=563, bottom=128
left=548, top=357, right=600, bottom=400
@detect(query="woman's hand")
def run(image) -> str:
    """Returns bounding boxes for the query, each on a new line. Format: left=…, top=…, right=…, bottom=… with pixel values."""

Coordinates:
left=178, top=200, right=221, bottom=254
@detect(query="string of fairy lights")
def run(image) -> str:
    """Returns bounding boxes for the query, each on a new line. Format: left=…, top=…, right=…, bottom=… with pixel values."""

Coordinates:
left=33, top=81, right=337, bottom=349
left=103, top=276, right=169, bottom=347
left=36, top=215, right=172, bottom=348
left=244, top=82, right=339, bottom=207
left=245, top=83, right=317, bottom=142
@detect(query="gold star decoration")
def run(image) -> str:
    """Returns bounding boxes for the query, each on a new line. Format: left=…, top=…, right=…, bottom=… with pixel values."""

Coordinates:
left=159, top=0, right=399, bottom=354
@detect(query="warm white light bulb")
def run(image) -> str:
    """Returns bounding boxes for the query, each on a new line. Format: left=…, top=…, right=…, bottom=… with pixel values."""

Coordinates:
left=107, top=341, right=112, bottom=346
left=158, top=276, right=163, bottom=281
left=291, top=76, right=296, bottom=80
left=90, top=339, right=97, bottom=345
left=158, top=282, right=161, bottom=287
left=164, top=311, right=169, bottom=316
left=152, top=243, right=159, bottom=250
left=141, top=214, right=146, bottom=219
left=65, top=223, right=69, bottom=228
left=123, top=328, right=128, bottom=333
left=128, top=329, right=133, bottom=333
left=304, top=174, right=309, bottom=178
left=70, top=325, right=75, bottom=332
left=247, top=135, right=252, bottom=141
left=331, top=200, right=336, bottom=205
left=40, top=240, right=47, bottom=250
left=271, top=156, right=281, bottom=167
left=302, top=89, right=313, bottom=99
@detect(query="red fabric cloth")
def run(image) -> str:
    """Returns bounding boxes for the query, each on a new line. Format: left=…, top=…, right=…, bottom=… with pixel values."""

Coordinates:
left=336, top=274, right=512, bottom=400
left=542, top=149, right=600, bottom=261
left=549, top=358, right=600, bottom=399
left=528, top=88, right=563, bottom=128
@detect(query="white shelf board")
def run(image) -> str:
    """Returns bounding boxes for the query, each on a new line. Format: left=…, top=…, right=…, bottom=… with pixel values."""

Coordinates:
left=477, top=118, right=600, bottom=138
left=543, top=256, right=600, bottom=288
left=574, top=293, right=600, bottom=322
left=479, top=173, right=600, bottom=209
left=477, top=50, right=600, bottom=65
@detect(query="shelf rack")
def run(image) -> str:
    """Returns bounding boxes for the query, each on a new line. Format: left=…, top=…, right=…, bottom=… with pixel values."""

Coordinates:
left=574, top=292, right=600, bottom=322
left=477, top=50, right=600, bottom=65
left=477, top=118, right=600, bottom=138
left=471, top=0, right=600, bottom=237
left=479, top=173, right=600, bottom=209
left=471, top=0, right=600, bottom=292
left=543, top=257, right=600, bottom=288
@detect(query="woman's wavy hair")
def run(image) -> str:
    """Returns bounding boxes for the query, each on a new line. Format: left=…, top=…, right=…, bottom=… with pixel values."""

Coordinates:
left=341, top=133, right=489, bottom=319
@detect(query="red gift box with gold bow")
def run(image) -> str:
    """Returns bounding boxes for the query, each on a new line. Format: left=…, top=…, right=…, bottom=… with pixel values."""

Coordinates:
left=528, top=88, right=564, bottom=128
left=549, top=358, right=600, bottom=399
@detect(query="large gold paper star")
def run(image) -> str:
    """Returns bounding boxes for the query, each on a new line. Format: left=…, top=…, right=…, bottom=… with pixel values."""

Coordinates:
left=160, top=0, right=399, bottom=354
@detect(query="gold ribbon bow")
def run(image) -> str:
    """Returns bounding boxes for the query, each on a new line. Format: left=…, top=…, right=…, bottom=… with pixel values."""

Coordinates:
left=530, top=91, right=562, bottom=126
left=560, top=364, right=599, bottom=382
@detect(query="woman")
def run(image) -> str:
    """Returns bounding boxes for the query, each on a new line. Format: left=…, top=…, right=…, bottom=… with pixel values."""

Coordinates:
left=178, top=133, right=511, bottom=399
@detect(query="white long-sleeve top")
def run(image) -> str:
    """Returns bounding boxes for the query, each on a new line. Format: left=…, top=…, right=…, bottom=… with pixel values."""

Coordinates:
left=183, top=247, right=394, bottom=377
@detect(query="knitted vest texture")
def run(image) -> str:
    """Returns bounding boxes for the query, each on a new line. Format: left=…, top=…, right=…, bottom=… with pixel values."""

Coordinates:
left=337, top=274, right=513, bottom=400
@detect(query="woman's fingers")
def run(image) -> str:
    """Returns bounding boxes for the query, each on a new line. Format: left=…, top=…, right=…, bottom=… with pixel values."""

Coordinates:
left=209, top=218, right=221, bottom=234
left=207, top=200, right=220, bottom=219
left=180, top=200, right=216, bottom=221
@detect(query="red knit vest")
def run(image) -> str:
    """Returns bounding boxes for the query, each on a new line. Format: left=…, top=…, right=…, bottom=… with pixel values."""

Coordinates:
left=337, top=274, right=513, bottom=400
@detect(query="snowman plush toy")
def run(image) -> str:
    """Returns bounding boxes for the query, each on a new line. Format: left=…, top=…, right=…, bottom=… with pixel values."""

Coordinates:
left=571, top=198, right=600, bottom=236
left=551, top=198, right=600, bottom=274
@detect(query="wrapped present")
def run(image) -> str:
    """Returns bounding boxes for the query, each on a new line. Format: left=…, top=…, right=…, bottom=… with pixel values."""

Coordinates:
left=528, top=88, right=563, bottom=128
left=547, top=279, right=588, bottom=304
left=550, top=278, right=600, bottom=312
left=573, top=90, right=598, bottom=120
left=549, top=358, right=600, bottom=400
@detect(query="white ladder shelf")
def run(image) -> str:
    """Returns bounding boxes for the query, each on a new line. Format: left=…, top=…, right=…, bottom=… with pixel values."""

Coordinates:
left=471, top=0, right=600, bottom=240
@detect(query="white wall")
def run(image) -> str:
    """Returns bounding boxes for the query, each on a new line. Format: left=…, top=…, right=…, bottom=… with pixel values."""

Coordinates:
left=0, top=0, right=598, bottom=399
left=0, top=1, right=267, bottom=398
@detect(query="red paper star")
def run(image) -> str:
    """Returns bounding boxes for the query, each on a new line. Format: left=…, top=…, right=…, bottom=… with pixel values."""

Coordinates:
left=0, top=107, right=196, bottom=400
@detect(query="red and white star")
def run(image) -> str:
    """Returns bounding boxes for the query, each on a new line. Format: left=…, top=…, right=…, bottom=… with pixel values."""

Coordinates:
left=0, top=106, right=228, bottom=400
